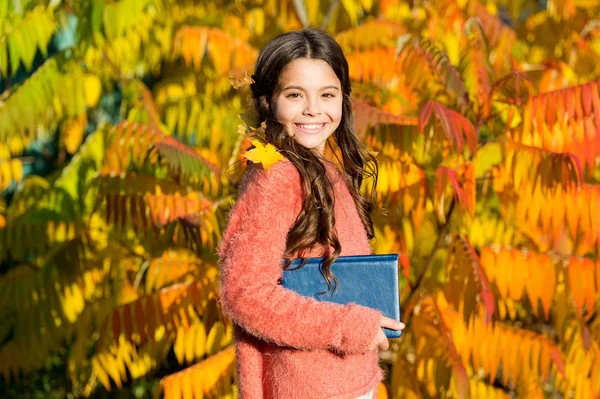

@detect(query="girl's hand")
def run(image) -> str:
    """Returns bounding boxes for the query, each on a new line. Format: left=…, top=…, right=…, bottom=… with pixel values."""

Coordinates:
left=368, top=316, right=405, bottom=351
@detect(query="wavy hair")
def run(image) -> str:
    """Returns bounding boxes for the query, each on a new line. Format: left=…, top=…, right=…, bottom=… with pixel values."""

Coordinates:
left=249, top=27, right=378, bottom=292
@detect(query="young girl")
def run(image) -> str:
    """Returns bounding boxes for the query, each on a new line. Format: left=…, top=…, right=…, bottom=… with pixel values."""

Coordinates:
left=218, top=27, right=405, bottom=399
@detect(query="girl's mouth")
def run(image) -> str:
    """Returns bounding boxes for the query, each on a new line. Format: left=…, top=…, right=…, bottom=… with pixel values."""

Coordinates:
left=293, top=123, right=328, bottom=135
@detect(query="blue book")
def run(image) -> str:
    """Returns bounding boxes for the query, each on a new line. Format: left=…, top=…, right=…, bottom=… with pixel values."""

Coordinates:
left=281, top=253, right=402, bottom=338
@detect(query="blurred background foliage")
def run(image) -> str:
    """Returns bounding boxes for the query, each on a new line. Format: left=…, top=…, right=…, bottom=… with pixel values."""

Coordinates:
left=0, top=0, right=600, bottom=397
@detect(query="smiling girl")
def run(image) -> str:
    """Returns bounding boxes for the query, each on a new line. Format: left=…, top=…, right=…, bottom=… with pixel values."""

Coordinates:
left=218, top=28, right=404, bottom=399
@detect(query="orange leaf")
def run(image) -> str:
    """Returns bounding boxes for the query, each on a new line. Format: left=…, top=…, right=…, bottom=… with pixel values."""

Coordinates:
left=539, top=254, right=556, bottom=320
left=508, top=250, right=526, bottom=302
left=525, top=251, right=542, bottom=316
left=568, top=258, right=585, bottom=315
left=582, top=258, right=596, bottom=314
left=494, top=249, right=512, bottom=299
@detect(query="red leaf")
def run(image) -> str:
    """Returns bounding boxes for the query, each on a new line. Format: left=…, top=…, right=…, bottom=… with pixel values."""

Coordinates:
left=419, top=100, right=477, bottom=153
left=106, top=193, right=113, bottom=225
left=566, top=88, right=575, bottom=119
left=399, top=253, right=410, bottom=280
left=135, top=300, right=146, bottom=344
left=112, top=194, right=120, bottom=230
left=418, top=100, right=434, bottom=132
left=111, top=308, right=121, bottom=342
left=546, top=91, right=556, bottom=128
left=550, top=346, right=566, bottom=378
left=448, top=110, right=465, bottom=151
left=119, top=195, right=127, bottom=230
left=435, top=166, right=475, bottom=216
left=463, top=236, right=495, bottom=323
left=122, top=304, right=134, bottom=342
left=574, top=85, right=584, bottom=120
left=130, top=195, right=139, bottom=234
left=146, top=296, right=157, bottom=341
left=582, top=82, right=592, bottom=115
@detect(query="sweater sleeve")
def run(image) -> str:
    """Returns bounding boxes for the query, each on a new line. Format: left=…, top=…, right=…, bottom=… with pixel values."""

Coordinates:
left=218, top=161, right=381, bottom=355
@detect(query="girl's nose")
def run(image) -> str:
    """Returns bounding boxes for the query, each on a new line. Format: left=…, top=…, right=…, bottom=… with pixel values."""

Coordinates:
left=303, top=99, right=322, bottom=116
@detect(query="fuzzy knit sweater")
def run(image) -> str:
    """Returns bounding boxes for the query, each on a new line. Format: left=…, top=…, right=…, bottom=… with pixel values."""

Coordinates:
left=218, top=158, right=384, bottom=399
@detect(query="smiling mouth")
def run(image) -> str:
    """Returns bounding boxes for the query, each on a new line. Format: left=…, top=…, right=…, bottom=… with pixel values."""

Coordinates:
left=294, top=123, right=327, bottom=131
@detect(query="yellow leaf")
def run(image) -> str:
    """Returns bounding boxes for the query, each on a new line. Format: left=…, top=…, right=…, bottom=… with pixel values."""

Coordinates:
left=360, top=0, right=373, bottom=11
left=174, top=325, right=186, bottom=365
left=61, top=113, right=87, bottom=154
left=83, top=74, right=102, bottom=108
left=341, top=0, right=361, bottom=26
left=0, top=161, right=11, bottom=190
left=206, top=321, right=225, bottom=356
left=10, top=159, right=23, bottom=183
left=243, top=139, right=283, bottom=172
left=92, top=357, right=112, bottom=390
left=376, top=382, right=388, bottom=398
left=195, top=322, right=207, bottom=360
left=0, top=144, right=10, bottom=161
left=445, top=32, right=461, bottom=66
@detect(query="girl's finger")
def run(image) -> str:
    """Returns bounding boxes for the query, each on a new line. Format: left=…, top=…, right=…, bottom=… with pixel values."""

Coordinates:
left=380, top=317, right=405, bottom=330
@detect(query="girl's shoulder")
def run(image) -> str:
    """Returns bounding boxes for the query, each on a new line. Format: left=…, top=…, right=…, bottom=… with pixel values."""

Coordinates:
left=241, top=156, right=302, bottom=196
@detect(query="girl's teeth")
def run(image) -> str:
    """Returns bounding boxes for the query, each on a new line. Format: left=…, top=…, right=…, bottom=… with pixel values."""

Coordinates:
left=296, top=123, right=325, bottom=129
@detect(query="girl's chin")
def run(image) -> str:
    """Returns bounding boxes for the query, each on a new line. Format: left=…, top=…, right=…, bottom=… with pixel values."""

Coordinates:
left=291, top=137, right=327, bottom=152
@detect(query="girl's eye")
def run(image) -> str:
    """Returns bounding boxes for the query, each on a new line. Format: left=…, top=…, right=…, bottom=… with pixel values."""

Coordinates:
left=323, top=93, right=335, bottom=98
left=287, top=93, right=302, bottom=98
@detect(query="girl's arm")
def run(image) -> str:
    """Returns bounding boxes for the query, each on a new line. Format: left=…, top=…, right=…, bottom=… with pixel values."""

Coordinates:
left=218, top=161, right=381, bottom=355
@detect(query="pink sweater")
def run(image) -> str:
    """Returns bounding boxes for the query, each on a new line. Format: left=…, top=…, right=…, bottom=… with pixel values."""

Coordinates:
left=218, top=158, right=384, bottom=399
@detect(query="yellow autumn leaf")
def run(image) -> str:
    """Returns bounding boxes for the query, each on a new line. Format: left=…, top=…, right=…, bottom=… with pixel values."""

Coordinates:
left=243, top=139, right=283, bottom=172
left=0, top=144, right=10, bottom=161
left=206, top=321, right=225, bottom=356
left=174, top=325, right=187, bottom=365
left=83, top=74, right=102, bottom=108
left=61, top=113, right=87, bottom=154
left=360, top=0, right=373, bottom=12
left=10, top=159, right=23, bottom=183
left=0, top=161, right=11, bottom=191
left=341, top=0, right=360, bottom=26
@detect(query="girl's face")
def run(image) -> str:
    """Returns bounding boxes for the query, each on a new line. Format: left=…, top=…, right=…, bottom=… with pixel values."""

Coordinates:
left=271, top=58, right=343, bottom=155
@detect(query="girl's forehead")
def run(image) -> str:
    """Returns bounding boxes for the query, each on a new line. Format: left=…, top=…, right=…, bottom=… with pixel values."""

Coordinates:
left=278, top=58, right=340, bottom=87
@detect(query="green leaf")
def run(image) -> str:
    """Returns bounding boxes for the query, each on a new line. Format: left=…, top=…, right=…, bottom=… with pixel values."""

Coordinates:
left=474, top=142, right=503, bottom=178
left=0, top=39, right=8, bottom=78
left=8, top=28, right=23, bottom=74
left=19, top=18, right=35, bottom=70
left=92, top=0, right=105, bottom=34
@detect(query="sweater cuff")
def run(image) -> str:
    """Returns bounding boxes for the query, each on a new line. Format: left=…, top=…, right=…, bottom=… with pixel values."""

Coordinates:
left=336, top=303, right=382, bottom=355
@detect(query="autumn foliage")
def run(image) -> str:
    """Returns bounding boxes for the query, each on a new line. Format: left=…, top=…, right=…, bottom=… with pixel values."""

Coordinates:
left=1, top=0, right=600, bottom=398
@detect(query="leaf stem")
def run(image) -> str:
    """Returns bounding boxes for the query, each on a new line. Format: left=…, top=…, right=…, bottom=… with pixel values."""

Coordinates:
left=401, top=198, right=455, bottom=320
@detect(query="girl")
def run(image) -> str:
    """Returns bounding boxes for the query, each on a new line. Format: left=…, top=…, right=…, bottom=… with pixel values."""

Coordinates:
left=218, top=27, right=405, bottom=399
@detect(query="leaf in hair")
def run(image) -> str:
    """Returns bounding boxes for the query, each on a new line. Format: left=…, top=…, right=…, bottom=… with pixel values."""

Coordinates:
left=243, top=139, right=283, bottom=172
left=229, top=71, right=254, bottom=90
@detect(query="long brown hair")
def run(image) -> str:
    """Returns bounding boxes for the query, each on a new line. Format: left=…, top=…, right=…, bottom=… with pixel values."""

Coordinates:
left=250, top=27, right=378, bottom=292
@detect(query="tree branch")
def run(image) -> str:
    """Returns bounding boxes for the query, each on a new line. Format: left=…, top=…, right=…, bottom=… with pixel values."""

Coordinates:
left=401, top=198, right=456, bottom=321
